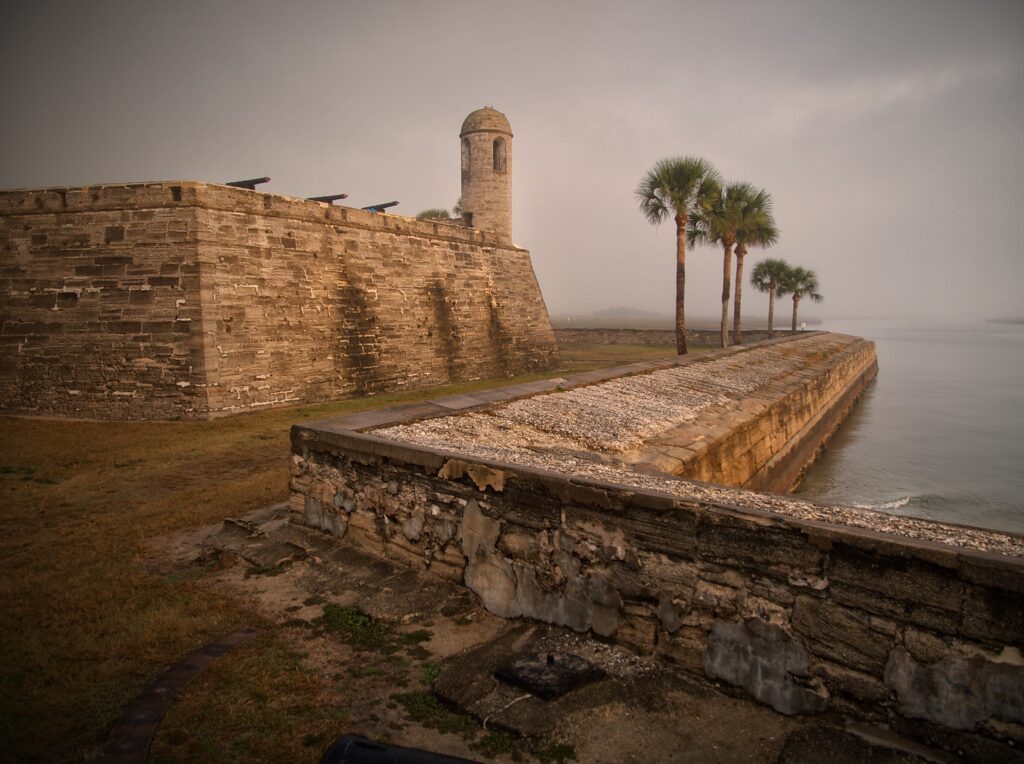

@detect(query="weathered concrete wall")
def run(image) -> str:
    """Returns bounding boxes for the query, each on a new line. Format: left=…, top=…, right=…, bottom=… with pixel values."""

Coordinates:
left=0, top=181, right=558, bottom=419
left=289, top=344, right=1024, bottom=756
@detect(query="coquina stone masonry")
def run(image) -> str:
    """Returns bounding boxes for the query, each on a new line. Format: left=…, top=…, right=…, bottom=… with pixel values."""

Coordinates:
left=290, top=335, right=1024, bottom=757
left=0, top=181, right=558, bottom=419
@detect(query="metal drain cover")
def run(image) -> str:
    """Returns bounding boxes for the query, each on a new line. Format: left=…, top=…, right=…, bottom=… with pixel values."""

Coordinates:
left=495, top=652, right=605, bottom=700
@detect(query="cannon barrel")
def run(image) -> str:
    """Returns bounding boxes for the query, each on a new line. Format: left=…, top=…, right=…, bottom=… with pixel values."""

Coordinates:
left=308, top=193, right=349, bottom=203
left=225, top=177, right=271, bottom=190
left=362, top=201, right=399, bottom=212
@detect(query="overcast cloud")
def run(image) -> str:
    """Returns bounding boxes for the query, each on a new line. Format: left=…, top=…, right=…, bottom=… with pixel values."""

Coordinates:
left=3, top=0, right=1022, bottom=322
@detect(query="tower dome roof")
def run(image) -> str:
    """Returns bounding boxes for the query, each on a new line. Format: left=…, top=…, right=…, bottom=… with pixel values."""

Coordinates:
left=460, top=107, right=512, bottom=137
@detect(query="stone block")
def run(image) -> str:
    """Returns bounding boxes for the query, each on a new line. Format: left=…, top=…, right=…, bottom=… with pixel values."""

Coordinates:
left=903, top=627, right=952, bottom=665
left=792, top=596, right=892, bottom=674
left=496, top=529, right=541, bottom=563
left=829, top=543, right=961, bottom=613
left=960, top=583, right=1024, bottom=646
left=813, top=662, right=890, bottom=704
left=959, top=556, right=1024, bottom=594
left=827, top=544, right=962, bottom=634
left=697, top=515, right=823, bottom=577
left=656, top=628, right=706, bottom=672
left=616, top=606, right=659, bottom=653
left=828, top=580, right=960, bottom=635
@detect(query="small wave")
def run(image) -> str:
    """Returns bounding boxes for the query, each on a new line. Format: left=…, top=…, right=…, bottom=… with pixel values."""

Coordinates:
left=851, top=496, right=912, bottom=510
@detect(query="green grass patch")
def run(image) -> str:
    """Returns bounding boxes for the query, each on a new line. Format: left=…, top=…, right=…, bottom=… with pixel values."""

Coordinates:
left=421, top=662, right=440, bottom=685
left=393, top=691, right=478, bottom=737
left=317, top=604, right=431, bottom=656
left=476, top=730, right=518, bottom=758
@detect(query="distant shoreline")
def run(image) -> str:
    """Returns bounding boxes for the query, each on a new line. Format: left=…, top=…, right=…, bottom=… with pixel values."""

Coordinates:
left=551, top=315, right=823, bottom=331
left=554, top=326, right=805, bottom=347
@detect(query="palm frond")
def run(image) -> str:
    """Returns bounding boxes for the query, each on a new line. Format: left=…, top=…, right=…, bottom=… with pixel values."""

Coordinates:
left=734, top=186, right=778, bottom=251
left=635, top=156, right=722, bottom=227
left=750, top=257, right=792, bottom=293
left=781, top=266, right=823, bottom=302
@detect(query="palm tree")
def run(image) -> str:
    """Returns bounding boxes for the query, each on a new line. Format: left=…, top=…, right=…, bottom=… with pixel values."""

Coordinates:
left=688, top=182, right=750, bottom=348
left=636, top=157, right=722, bottom=355
left=783, top=266, right=823, bottom=332
left=732, top=190, right=778, bottom=345
left=750, top=258, right=792, bottom=338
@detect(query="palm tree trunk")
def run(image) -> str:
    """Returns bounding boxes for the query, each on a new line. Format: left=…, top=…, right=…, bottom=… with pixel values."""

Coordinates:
left=767, top=284, right=775, bottom=338
left=675, top=214, right=688, bottom=355
left=720, top=241, right=732, bottom=348
left=732, top=247, right=745, bottom=345
left=791, top=295, right=800, bottom=333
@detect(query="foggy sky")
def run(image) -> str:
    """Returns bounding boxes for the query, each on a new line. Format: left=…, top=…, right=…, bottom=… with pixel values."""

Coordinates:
left=3, top=0, right=1023, bottom=322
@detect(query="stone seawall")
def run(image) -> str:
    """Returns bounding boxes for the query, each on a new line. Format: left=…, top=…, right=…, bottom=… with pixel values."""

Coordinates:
left=289, top=335, right=1024, bottom=756
left=630, top=335, right=878, bottom=492
left=0, top=181, right=558, bottom=419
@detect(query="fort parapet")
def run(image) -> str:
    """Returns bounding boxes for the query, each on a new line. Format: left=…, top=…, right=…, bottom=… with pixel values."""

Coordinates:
left=0, top=181, right=558, bottom=419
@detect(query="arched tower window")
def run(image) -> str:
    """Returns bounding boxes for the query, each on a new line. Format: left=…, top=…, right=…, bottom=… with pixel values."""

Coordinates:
left=461, top=139, right=471, bottom=182
left=493, top=137, right=507, bottom=173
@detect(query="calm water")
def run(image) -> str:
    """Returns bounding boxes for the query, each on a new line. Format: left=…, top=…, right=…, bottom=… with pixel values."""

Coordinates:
left=793, top=319, right=1024, bottom=535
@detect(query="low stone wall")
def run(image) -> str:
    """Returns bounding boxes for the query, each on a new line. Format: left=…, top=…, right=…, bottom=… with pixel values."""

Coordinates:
left=289, top=350, right=1024, bottom=757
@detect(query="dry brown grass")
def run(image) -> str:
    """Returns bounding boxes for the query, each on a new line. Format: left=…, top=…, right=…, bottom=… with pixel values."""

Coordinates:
left=556, top=343, right=710, bottom=371
left=0, top=343, right=687, bottom=762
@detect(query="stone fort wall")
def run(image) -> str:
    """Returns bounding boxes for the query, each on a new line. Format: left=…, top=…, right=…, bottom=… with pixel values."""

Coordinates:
left=0, top=181, right=558, bottom=419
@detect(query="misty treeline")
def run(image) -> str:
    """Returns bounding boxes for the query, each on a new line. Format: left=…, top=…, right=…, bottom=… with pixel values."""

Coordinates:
left=635, top=156, right=822, bottom=353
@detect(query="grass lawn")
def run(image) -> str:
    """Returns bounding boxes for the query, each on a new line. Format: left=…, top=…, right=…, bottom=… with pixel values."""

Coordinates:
left=0, top=343, right=693, bottom=762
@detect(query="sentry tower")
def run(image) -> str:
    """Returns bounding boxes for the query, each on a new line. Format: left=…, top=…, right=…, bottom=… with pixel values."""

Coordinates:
left=460, top=107, right=512, bottom=239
